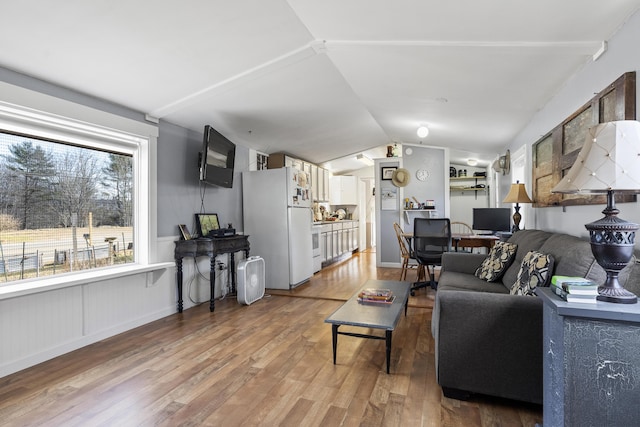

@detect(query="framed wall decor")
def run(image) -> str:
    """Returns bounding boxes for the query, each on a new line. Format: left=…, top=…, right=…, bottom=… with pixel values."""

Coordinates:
left=195, top=213, right=220, bottom=237
left=532, top=72, right=636, bottom=207
left=381, top=166, right=397, bottom=180
left=178, top=224, right=191, bottom=240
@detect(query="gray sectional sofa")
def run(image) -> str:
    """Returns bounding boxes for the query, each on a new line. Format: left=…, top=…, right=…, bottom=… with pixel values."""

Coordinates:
left=431, top=229, right=640, bottom=404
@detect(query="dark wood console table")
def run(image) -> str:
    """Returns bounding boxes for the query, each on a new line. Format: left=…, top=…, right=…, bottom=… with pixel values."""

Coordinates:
left=174, top=235, right=250, bottom=313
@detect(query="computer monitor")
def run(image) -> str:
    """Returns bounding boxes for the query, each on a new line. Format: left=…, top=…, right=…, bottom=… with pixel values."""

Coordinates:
left=472, top=208, right=511, bottom=233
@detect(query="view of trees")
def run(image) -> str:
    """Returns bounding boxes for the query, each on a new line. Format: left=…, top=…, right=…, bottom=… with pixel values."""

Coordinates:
left=0, top=134, right=133, bottom=231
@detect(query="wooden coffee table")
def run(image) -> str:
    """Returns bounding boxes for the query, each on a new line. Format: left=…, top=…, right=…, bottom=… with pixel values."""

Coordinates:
left=324, top=279, right=410, bottom=374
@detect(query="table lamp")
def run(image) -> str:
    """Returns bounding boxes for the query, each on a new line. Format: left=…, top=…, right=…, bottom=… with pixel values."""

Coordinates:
left=502, top=181, right=533, bottom=232
left=552, top=120, right=640, bottom=304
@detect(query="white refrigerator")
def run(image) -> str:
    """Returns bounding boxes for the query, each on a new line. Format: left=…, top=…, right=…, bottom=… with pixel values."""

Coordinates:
left=242, top=167, right=313, bottom=289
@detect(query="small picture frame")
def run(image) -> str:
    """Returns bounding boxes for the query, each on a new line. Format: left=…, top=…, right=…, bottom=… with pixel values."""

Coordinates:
left=381, top=166, right=397, bottom=180
left=178, top=224, right=191, bottom=240
left=195, top=213, right=220, bottom=237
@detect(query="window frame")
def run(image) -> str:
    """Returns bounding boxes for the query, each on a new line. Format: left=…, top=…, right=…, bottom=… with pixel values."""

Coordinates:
left=0, top=81, right=165, bottom=297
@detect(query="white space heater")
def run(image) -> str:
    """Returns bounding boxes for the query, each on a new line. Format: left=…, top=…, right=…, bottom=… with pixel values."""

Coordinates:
left=237, top=256, right=266, bottom=305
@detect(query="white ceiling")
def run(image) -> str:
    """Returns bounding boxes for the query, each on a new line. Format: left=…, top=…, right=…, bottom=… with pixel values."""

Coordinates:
left=2, top=1, right=639, bottom=173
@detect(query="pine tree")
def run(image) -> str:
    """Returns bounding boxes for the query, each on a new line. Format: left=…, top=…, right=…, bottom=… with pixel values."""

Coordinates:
left=102, top=153, right=133, bottom=227
left=4, top=141, right=55, bottom=229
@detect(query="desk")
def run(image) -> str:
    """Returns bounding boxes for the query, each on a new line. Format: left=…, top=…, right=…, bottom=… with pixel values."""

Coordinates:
left=401, top=232, right=498, bottom=252
left=174, top=235, right=250, bottom=313
left=453, top=234, right=498, bottom=251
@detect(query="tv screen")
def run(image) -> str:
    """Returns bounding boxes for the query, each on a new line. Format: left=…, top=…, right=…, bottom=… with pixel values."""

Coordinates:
left=199, top=125, right=236, bottom=188
left=472, top=208, right=511, bottom=233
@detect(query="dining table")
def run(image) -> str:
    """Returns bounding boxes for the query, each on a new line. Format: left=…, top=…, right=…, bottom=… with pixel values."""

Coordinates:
left=402, top=232, right=498, bottom=252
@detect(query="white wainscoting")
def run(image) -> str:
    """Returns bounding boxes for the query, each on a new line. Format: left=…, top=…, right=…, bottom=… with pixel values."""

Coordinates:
left=0, top=238, right=173, bottom=377
left=0, top=235, right=241, bottom=378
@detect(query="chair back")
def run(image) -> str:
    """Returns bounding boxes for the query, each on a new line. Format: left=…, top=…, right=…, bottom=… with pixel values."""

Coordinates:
left=451, top=221, right=473, bottom=235
left=413, top=218, right=452, bottom=260
left=393, top=222, right=411, bottom=258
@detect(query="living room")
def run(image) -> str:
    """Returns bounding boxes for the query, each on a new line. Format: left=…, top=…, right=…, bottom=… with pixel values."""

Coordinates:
left=2, top=2, right=640, bottom=425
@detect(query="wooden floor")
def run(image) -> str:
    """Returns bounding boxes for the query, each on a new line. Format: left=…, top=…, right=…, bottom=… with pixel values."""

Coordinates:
left=0, top=249, right=542, bottom=426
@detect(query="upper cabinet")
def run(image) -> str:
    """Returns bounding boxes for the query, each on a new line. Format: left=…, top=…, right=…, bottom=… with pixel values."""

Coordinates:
left=330, top=175, right=357, bottom=205
left=268, top=153, right=330, bottom=202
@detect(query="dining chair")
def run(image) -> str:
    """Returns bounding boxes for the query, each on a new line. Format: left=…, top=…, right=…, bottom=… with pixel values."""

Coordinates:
left=450, top=221, right=474, bottom=252
left=450, top=221, right=473, bottom=235
left=393, top=222, right=424, bottom=281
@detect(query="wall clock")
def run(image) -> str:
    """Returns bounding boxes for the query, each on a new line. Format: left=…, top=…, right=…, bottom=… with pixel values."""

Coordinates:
left=416, top=169, right=430, bottom=181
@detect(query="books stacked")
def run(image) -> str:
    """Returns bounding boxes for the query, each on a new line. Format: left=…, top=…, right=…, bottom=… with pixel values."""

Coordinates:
left=550, top=276, right=599, bottom=303
left=358, top=288, right=395, bottom=304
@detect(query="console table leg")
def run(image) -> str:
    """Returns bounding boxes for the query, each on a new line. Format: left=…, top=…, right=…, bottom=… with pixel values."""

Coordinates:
left=176, top=258, right=183, bottom=313
left=332, top=324, right=338, bottom=364
left=209, top=256, right=216, bottom=312
left=385, top=330, right=392, bottom=374
left=230, top=253, right=236, bottom=294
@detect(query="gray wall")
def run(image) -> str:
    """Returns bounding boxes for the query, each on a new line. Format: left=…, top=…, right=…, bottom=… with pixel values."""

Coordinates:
left=156, top=121, right=247, bottom=237
left=504, top=8, right=640, bottom=243
left=377, top=159, right=401, bottom=265
left=401, top=145, right=446, bottom=218
left=375, top=144, right=447, bottom=266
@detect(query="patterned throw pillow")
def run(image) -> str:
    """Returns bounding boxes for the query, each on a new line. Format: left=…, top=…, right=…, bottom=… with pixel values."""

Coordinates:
left=510, top=251, right=555, bottom=296
left=474, top=241, right=518, bottom=282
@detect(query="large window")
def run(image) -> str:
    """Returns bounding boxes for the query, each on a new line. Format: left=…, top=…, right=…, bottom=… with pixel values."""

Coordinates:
left=0, top=132, right=134, bottom=282
left=0, top=81, right=158, bottom=288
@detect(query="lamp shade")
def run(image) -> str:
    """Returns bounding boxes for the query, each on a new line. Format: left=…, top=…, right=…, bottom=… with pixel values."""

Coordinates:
left=552, top=120, right=640, bottom=194
left=503, top=182, right=533, bottom=204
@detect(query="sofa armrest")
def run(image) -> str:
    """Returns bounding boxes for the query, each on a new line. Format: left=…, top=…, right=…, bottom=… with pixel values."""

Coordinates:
left=432, top=290, right=543, bottom=404
left=441, top=252, right=487, bottom=274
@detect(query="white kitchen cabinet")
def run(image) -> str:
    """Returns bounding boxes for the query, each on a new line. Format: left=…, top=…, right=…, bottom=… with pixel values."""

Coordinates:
left=318, top=221, right=360, bottom=268
left=331, top=230, right=339, bottom=258
left=311, top=164, right=319, bottom=201
left=323, top=168, right=330, bottom=202
left=320, top=224, right=332, bottom=262
left=330, top=175, right=357, bottom=205
left=352, top=226, right=359, bottom=251
left=302, top=161, right=312, bottom=175
left=344, top=227, right=351, bottom=252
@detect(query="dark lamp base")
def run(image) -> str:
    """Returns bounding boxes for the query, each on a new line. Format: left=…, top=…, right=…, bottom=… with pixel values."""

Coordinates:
left=597, top=286, right=638, bottom=304
left=511, top=206, right=522, bottom=232
left=586, top=190, right=638, bottom=304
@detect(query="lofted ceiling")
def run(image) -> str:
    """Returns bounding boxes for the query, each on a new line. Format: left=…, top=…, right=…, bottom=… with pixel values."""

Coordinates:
left=1, top=1, right=639, bottom=173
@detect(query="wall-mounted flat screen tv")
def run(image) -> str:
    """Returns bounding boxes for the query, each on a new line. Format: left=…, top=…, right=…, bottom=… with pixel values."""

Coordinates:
left=472, top=208, right=511, bottom=233
left=199, top=125, right=236, bottom=188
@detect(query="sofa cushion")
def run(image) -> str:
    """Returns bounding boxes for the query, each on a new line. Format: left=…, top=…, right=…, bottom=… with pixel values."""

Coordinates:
left=537, top=234, right=603, bottom=282
left=474, top=241, right=517, bottom=282
left=502, top=230, right=554, bottom=288
left=510, top=251, right=554, bottom=296
left=438, top=271, right=510, bottom=293
left=620, top=255, right=640, bottom=296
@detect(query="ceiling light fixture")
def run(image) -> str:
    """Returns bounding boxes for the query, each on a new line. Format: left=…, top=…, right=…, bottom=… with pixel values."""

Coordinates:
left=417, top=126, right=429, bottom=138
left=355, top=153, right=374, bottom=166
left=467, top=159, right=478, bottom=166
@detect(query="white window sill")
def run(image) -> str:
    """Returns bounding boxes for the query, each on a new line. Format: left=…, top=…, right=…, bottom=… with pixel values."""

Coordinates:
left=0, top=262, right=175, bottom=301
